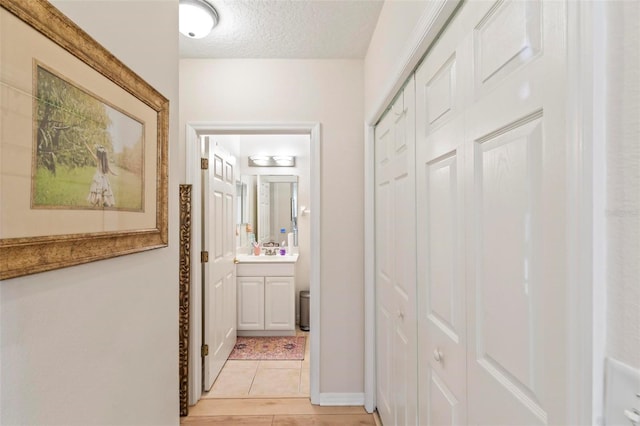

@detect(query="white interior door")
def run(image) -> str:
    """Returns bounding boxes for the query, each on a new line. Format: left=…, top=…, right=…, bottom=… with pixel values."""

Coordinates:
left=202, top=136, right=237, bottom=391
left=415, top=11, right=471, bottom=423
left=375, top=78, right=417, bottom=426
left=464, top=1, right=568, bottom=424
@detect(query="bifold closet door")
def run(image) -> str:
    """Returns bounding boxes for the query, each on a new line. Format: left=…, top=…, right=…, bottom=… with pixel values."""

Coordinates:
left=465, top=1, right=569, bottom=424
left=413, top=0, right=570, bottom=424
left=415, top=7, right=471, bottom=424
left=375, top=78, right=417, bottom=426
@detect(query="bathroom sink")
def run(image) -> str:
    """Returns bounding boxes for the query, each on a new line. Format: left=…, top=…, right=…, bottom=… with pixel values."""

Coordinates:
left=235, top=253, right=299, bottom=263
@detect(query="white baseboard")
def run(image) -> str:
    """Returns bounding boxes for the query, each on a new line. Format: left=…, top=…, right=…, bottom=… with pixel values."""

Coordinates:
left=318, top=393, right=365, bottom=406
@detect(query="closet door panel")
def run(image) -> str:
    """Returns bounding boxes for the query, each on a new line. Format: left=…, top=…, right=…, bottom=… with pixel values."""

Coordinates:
left=426, top=152, right=458, bottom=335
left=424, top=54, right=457, bottom=131
left=375, top=115, right=394, bottom=424
left=474, top=0, right=542, bottom=97
left=416, top=8, right=470, bottom=425
left=427, top=368, right=460, bottom=426
left=472, top=115, right=543, bottom=406
left=375, top=79, right=417, bottom=426
left=465, top=1, right=568, bottom=424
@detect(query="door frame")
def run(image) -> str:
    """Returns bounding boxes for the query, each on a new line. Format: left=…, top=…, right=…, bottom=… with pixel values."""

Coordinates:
left=186, top=121, right=321, bottom=406
left=364, top=0, right=598, bottom=422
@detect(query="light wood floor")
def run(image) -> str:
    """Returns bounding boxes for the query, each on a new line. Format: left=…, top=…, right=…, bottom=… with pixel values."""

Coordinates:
left=184, top=329, right=378, bottom=424
left=181, top=397, right=377, bottom=425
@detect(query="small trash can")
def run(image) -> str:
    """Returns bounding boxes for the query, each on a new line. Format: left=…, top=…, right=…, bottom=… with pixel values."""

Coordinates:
left=299, top=290, right=310, bottom=331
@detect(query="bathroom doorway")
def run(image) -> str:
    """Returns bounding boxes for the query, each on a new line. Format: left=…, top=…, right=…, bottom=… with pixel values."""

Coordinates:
left=204, top=133, right=311, bottom=399
left=185, top=122, right=321, bottom=406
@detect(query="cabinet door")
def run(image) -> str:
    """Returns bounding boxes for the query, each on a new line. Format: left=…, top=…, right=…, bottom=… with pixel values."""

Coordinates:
left=237, top=277, right=264, bottom=330
left=264, top=277, right=295, bottom=331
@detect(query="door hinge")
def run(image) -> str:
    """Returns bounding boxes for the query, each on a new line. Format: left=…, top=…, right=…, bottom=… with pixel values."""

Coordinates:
left=201, top=158, right=209, bottom=170
left=201, top=251, right=209, bottom=263
left=201, top=344, right=209, bottom=357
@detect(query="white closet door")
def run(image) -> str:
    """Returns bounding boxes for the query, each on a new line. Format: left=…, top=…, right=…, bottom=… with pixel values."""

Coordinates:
left=464, top=1, right=568, bottom=424
left=415, top=7, right=471, bottom=423
left=375, top=78, right=417, bottom=426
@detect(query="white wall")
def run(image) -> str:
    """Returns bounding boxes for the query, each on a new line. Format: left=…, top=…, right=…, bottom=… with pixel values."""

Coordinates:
left=180, top=59, right=365, bottom=393
left=604, top=0, right=640, bottom=370
left=0, top=1, right=180, bottom=425
left=364, top=0, right=432, bottom=123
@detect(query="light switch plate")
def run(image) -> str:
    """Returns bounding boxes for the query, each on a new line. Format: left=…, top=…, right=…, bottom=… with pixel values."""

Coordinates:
left=605, top=357, right=640, bottom=425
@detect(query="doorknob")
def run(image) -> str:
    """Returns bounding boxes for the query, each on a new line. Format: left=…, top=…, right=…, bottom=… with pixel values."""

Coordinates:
left=397, top=310, right=405, bottom=321
left=433, top=348, right=444, bottom=363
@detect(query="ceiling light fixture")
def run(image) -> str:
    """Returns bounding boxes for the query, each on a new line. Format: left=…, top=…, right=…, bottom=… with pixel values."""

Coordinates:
left=248, top=155, right=296, bottom=167
left=179, top=0, right=218, bottom=39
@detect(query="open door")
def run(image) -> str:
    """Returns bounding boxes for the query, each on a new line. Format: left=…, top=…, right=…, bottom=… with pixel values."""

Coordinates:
left=202, top=136, right=237, bottom=391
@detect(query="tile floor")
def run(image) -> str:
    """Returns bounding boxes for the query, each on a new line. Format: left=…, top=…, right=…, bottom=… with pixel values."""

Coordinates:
left=203, top=330, right=310, bottom=399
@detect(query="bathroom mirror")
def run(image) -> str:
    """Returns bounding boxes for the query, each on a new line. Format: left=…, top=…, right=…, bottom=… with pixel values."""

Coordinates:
left=236, top=174, right=298, bottom=248
left=257, top=175, right=298, bottom=245
left=236, top=177, right=249, bottom=225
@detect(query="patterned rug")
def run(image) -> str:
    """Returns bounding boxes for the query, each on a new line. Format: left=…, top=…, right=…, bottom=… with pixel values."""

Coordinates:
left=229, top=336, right=306, bottom=360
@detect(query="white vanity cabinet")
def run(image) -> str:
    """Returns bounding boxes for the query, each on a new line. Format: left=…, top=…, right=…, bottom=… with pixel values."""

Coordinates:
left=235, top=255, right=298, bottom=336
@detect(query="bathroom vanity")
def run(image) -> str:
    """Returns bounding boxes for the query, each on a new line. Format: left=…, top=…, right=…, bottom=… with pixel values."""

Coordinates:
left=235, top=253, right=299, bottom=336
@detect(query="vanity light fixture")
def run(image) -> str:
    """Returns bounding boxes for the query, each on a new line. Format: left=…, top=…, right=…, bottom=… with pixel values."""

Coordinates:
left=179, top=0, right=219, bottom=39
left=273, top=156, right=295, bottom=166
left=249, top=156, right=270, bottom=166
left=248, top=155, right=296, bottom=167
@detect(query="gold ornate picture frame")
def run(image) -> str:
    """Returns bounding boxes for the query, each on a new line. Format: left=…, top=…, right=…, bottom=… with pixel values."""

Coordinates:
left=0, top=0, right=169, bottom=280
left=178, top=184, right=192, bottom=416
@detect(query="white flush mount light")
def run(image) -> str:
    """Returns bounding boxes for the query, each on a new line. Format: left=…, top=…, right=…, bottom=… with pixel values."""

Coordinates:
left=249, top=155, right=296, bottom=167
left=179, top=0, right=218, bottom=39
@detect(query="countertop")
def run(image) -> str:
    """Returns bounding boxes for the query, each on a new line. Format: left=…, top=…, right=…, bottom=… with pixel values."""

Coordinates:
left=235, top=253, right=299, bottom=263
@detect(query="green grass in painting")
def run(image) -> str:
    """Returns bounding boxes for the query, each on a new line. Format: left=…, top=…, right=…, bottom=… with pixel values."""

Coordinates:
left=34, top=165, right=142, bottom=210
left=110, top=167, right=143, bottom=210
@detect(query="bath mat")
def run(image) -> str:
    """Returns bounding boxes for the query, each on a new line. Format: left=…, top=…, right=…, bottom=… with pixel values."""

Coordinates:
left=229, top=336, right=306, bottom=360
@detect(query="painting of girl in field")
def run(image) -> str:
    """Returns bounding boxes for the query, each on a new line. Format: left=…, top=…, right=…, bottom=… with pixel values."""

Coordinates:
left=32, top=63, right=144, bottom=211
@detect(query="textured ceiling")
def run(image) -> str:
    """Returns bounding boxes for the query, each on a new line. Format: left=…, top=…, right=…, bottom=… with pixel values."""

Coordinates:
left=179, top=0, right=384, bottom=59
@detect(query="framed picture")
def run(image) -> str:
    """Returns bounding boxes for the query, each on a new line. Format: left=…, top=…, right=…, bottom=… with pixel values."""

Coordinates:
left=0, top=0, right=169, bottom=280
